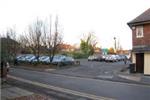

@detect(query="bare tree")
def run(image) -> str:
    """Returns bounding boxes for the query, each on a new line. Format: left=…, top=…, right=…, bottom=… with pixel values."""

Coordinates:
left=47, top=16, right=62, bottom=62
left=41, top=22, right=48, bottom=48
left=18, top=33, right=30, bottom=53
left=18, top=16, right=63, bottom=63
left=25, top=19, right=43, bottom=62
left=42, top=15, right=63, bottom=62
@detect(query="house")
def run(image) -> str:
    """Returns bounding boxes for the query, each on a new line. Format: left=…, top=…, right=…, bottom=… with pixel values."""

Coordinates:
left=128, top=8, right=150, bottom=75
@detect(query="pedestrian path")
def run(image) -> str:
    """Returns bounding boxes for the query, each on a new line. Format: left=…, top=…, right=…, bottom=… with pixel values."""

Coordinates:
left=1, top=83, right=33, bottom=100
left=118, top=74, right=141, bottom=82
left=141, top=76, right=150, bottom=83
left=117, top=70, right=150, bottom=85
left=1, top=82, right=55, bottom=100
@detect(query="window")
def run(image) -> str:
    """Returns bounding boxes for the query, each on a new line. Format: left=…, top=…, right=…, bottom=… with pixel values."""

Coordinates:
left=136, top=26, right=143, bottom=38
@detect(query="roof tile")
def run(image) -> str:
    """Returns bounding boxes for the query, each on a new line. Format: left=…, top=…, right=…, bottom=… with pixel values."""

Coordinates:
left=128, top=8, right=150, bottom=25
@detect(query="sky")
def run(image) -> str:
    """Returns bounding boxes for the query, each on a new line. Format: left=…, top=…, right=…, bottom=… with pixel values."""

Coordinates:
left=0, top=0, right=150, bottom=49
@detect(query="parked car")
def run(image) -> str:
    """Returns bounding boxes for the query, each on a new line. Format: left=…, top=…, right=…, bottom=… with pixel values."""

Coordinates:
left=88, top=54, right=103, bottom=61
left=52, top=55, right=66, bottom=65
left=15, top=54, right=75, bottom=65
left=16, top=55, right=24, bottom=59
left=39, top=56, right=50, bottom=63
left=26, top=55, right=36, bottom=62
left=32, top=55, right=64, bottom=64
left=105, top=55, right=117, bottom=62
left=16, top=55, right=26, bottom=62
left=31, top=56, right=49, bottom=63
left=88, top=55, right=95, bottom=61
left=61, top=56, right=75, bottom=65
left=114, top=55, right=122, bottom=61
left=101, top=55, right=107, bottom=61
left=51, top=55, right=75, bottom=65
left=95, top=55, right=103, bottom=61
left=104, top=55, right=109, bottom=62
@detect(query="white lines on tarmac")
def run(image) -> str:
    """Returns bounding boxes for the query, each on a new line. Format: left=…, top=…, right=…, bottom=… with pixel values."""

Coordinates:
left=8, top=75, right=114, bottom=100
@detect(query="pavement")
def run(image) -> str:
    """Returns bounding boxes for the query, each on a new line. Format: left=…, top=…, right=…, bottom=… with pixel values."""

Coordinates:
left=1, top=79, right=56, bottom=100
left=1, top=81, right=33, bottom=100
left=117, top=69, right=150, bottom=85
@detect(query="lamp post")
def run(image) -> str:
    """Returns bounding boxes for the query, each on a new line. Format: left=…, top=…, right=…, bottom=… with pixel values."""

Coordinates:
left=114, top=37, right=116, bottom=53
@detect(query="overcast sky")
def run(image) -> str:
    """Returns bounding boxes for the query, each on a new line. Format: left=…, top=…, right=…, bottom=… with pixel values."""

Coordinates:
left=0, top=0, right=150, bottom=49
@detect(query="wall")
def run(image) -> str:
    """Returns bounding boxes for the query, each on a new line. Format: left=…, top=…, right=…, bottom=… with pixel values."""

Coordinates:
left=132, top=53, right=136, bottom=63
left=144, top=52, right=150, bottom=75
left=132, top=24, right=150, bottom=46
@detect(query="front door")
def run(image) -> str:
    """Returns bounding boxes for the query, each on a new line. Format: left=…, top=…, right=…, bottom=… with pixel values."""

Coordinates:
left=136, top=53, right=144, bottom=73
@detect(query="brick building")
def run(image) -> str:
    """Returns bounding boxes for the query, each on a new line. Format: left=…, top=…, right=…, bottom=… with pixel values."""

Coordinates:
left=128, top=8, right=150, bottom=75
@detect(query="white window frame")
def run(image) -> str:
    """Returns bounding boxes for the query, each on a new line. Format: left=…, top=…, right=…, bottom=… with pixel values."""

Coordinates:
left=136, top=26, right=144, bottom=38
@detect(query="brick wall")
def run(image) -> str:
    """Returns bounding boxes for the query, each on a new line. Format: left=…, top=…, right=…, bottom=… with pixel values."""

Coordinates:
left=132, top=24, right=150, bottom=46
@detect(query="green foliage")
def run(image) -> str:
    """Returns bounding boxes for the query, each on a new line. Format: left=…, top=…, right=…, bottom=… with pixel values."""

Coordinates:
left=71, top=51, right=88, bottom=59
left=80, top=39, right=89, bottom=55
left=108, top=47, right=115, bottom=54
left=80, top=33, right=96, bottom=56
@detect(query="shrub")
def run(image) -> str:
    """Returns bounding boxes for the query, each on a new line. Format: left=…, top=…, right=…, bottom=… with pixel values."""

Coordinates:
left=72, top=51, right=88, bottom=59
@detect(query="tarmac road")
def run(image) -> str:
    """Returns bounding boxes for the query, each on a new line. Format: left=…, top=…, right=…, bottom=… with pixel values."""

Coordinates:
left=9, top=68, right=150, bottom=100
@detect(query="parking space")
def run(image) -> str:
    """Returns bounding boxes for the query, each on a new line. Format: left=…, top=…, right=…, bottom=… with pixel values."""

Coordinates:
left=51, top=59, right=130, bottom=79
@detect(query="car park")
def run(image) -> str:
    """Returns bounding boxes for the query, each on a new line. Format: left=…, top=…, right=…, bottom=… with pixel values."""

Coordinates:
left=52, top=55, right=66, bottom=65
left=105, top=55, right=115, bottom=62
left=39, top=56, right=50, bottom=63
left=112, top=55, right=118, bottom=62
left=95, top=55, right=103, bottom=61
left=16, top=54, right=34, bottom=62
left=119, top=55, right=127, bottom=61
left=88, top=55, right=95, bottom=61
left=27, top=54, right=75, bottom=65
left=61, top=56, right=75, bottom=65
left=88, top=54, right=103, bottom=61
left=16, top=55, right=24, bottom=59
left=42, top=56, right=50, bottom=63
left=101, top=55, right=107, bottom=61
left=87, top=54, right=129, bottom=63
left=115, top=55, right=121, bottom=61
left=25, top=55, right=36, bottom=62
left=16, top=55, right=26, bottom=62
